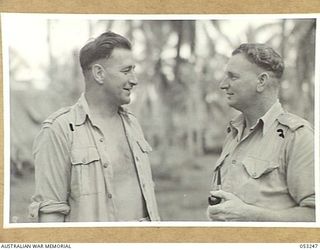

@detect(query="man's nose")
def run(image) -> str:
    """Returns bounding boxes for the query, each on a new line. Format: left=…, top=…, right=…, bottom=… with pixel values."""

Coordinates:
left=219, top=77, right=229, bottom=89
left=128, top=72, right=138, bottom=86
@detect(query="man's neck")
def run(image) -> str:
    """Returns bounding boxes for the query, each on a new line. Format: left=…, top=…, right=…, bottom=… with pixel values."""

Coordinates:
left=85, top=90, right=119, bottom=118
left=242, top=98, right=277, bottom=128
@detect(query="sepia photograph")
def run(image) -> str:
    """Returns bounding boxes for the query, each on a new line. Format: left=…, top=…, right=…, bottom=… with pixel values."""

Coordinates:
left=2, top=14, right=317, bottom=227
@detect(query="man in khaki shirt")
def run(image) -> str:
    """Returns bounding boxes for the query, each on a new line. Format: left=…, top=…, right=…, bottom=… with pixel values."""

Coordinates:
left=207, top=43, right=314, bottom=222
left=29, top=31, right=160, bottom=222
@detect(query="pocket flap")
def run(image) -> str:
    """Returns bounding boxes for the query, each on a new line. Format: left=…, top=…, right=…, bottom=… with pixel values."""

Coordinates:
left=242, top=157, right=279, bottom=179
left=137, top=140, right=153, bottom=153
left=71, top=147, right=100, bottom=165
left=213, top=153, right=229, bottom=171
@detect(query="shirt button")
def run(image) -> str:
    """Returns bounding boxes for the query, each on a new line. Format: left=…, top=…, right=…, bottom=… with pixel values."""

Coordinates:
left=103, top=163, right=108, bottom=168
left=135, top=157, right=139, bottom=162
left=232, top=160, right=236, bottom=164
left=107, top=193, right=112, bottom=198
left=252, top=172, right=257, bottom=177
left=99, top=138, right=104, bottom=142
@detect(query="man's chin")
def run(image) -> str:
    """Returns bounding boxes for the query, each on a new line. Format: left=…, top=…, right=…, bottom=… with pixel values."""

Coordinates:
left=226, top=99, right=235, bottom=107
left=121, top=98, right=131, bottom=105
left=226, top=100, right=239, bottom=110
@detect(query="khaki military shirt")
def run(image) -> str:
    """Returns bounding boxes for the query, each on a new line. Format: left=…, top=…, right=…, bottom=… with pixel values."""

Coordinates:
left=29, top=94, right=160, bottom=222
left=212, top=101, right=314, bottom=210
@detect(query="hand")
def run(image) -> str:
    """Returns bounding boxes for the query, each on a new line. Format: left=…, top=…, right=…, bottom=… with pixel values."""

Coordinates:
left=207, top=190, right=253, bottom=221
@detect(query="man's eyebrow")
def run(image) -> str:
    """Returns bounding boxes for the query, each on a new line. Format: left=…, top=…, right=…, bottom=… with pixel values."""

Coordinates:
left=120, top=65, right=135, bottom=71
left=226, top=71, right=239, bottom=77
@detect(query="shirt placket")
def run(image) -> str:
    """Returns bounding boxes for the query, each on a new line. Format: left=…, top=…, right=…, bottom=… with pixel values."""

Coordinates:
left=87, top=123, right=117, bottom=220
left=221, top=123, right=252, bottom=191
left=219, top=137, right=240, bottom=191
left=225, top=128, right=261, bottom=191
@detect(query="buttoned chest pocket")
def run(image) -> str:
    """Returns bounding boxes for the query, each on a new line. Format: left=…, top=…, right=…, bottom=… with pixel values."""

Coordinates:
left=242, top=157, right=279, bottom=179
left=135, top=139, right=155, bottom=187
left=238, top=156, right=283, bottom=204
left=70, top=147, right=103, bottom=197
left=136, top=139, right=153, bottom=167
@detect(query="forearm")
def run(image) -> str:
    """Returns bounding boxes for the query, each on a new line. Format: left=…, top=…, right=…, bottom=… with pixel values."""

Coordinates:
left=39, top=212, right=65, bottom=222
left=246, top=205, right=315, bottom=222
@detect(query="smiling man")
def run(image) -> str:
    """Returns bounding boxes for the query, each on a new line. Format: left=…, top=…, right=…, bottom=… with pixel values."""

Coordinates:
left=29, top=31, right=160, bottom=222
left=207, top=43, right=315, bottom=222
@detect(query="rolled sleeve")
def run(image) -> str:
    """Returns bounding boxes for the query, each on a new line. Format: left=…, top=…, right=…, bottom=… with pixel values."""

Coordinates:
left=286, top=126, right=315, bottom=208
left=29, top=122, right=72, bottom=222
left=29, top=199, right=70, bottom=222
left=28, top=201, right=41, bottom=222
left=299, top=194, right=315, bottom=208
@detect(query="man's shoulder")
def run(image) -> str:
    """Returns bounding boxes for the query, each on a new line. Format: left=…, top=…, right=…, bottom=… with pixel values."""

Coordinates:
left=277, top=112, right=312, bottom=132
left=43, top=106, right=74, bottom=127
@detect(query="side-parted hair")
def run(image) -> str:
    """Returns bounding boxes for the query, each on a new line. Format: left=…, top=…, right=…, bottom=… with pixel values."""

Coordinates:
left=232, top=43, right=284, bottom=79
left=79, top=31, right=132, bottom=73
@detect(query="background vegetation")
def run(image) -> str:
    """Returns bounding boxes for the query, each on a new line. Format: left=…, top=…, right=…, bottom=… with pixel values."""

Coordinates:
left=8, top=17, right=315, bottom=222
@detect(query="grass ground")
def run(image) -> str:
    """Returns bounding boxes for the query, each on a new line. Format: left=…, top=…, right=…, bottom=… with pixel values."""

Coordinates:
left=9, top=151, right=218, bottom=223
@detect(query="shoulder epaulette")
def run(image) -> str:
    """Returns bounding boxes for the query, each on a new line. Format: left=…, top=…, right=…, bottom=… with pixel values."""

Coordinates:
left=277, top=113, right=306, bottom=131
left=43, top=106, right=72, bottom=125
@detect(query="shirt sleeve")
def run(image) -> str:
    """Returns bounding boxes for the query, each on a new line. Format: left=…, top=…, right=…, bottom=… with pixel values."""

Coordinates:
left=29, top=123, right=71, bottom=222
left=286, top=125, right=315, bottom=208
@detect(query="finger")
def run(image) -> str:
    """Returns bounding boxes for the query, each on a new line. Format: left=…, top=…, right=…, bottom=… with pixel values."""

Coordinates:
left=209, top=190, right=225, bottom=199
left=206, top=206, right=225, bottom=221
left=210, top=190, right=234, bottom=200
left=207, top=204, right=222, bottom=215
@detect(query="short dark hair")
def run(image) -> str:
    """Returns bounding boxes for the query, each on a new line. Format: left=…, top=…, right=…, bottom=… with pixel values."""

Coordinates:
left=79, top=31, right=132, bottom=72
left=232, top=43, right=284, bottom=78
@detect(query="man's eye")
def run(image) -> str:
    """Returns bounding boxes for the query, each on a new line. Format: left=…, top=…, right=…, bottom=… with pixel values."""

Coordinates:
left=121, top=67, right=135, bottom=74
left=230, top=75, right=238, bottom=80
left=122, top=70, right=130, bottom=74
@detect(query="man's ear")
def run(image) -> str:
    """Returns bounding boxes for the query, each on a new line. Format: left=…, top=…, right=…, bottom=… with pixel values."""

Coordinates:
left=91, top=64, right=105, bottom=84
left=256, top=72, right=269, bottom=92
